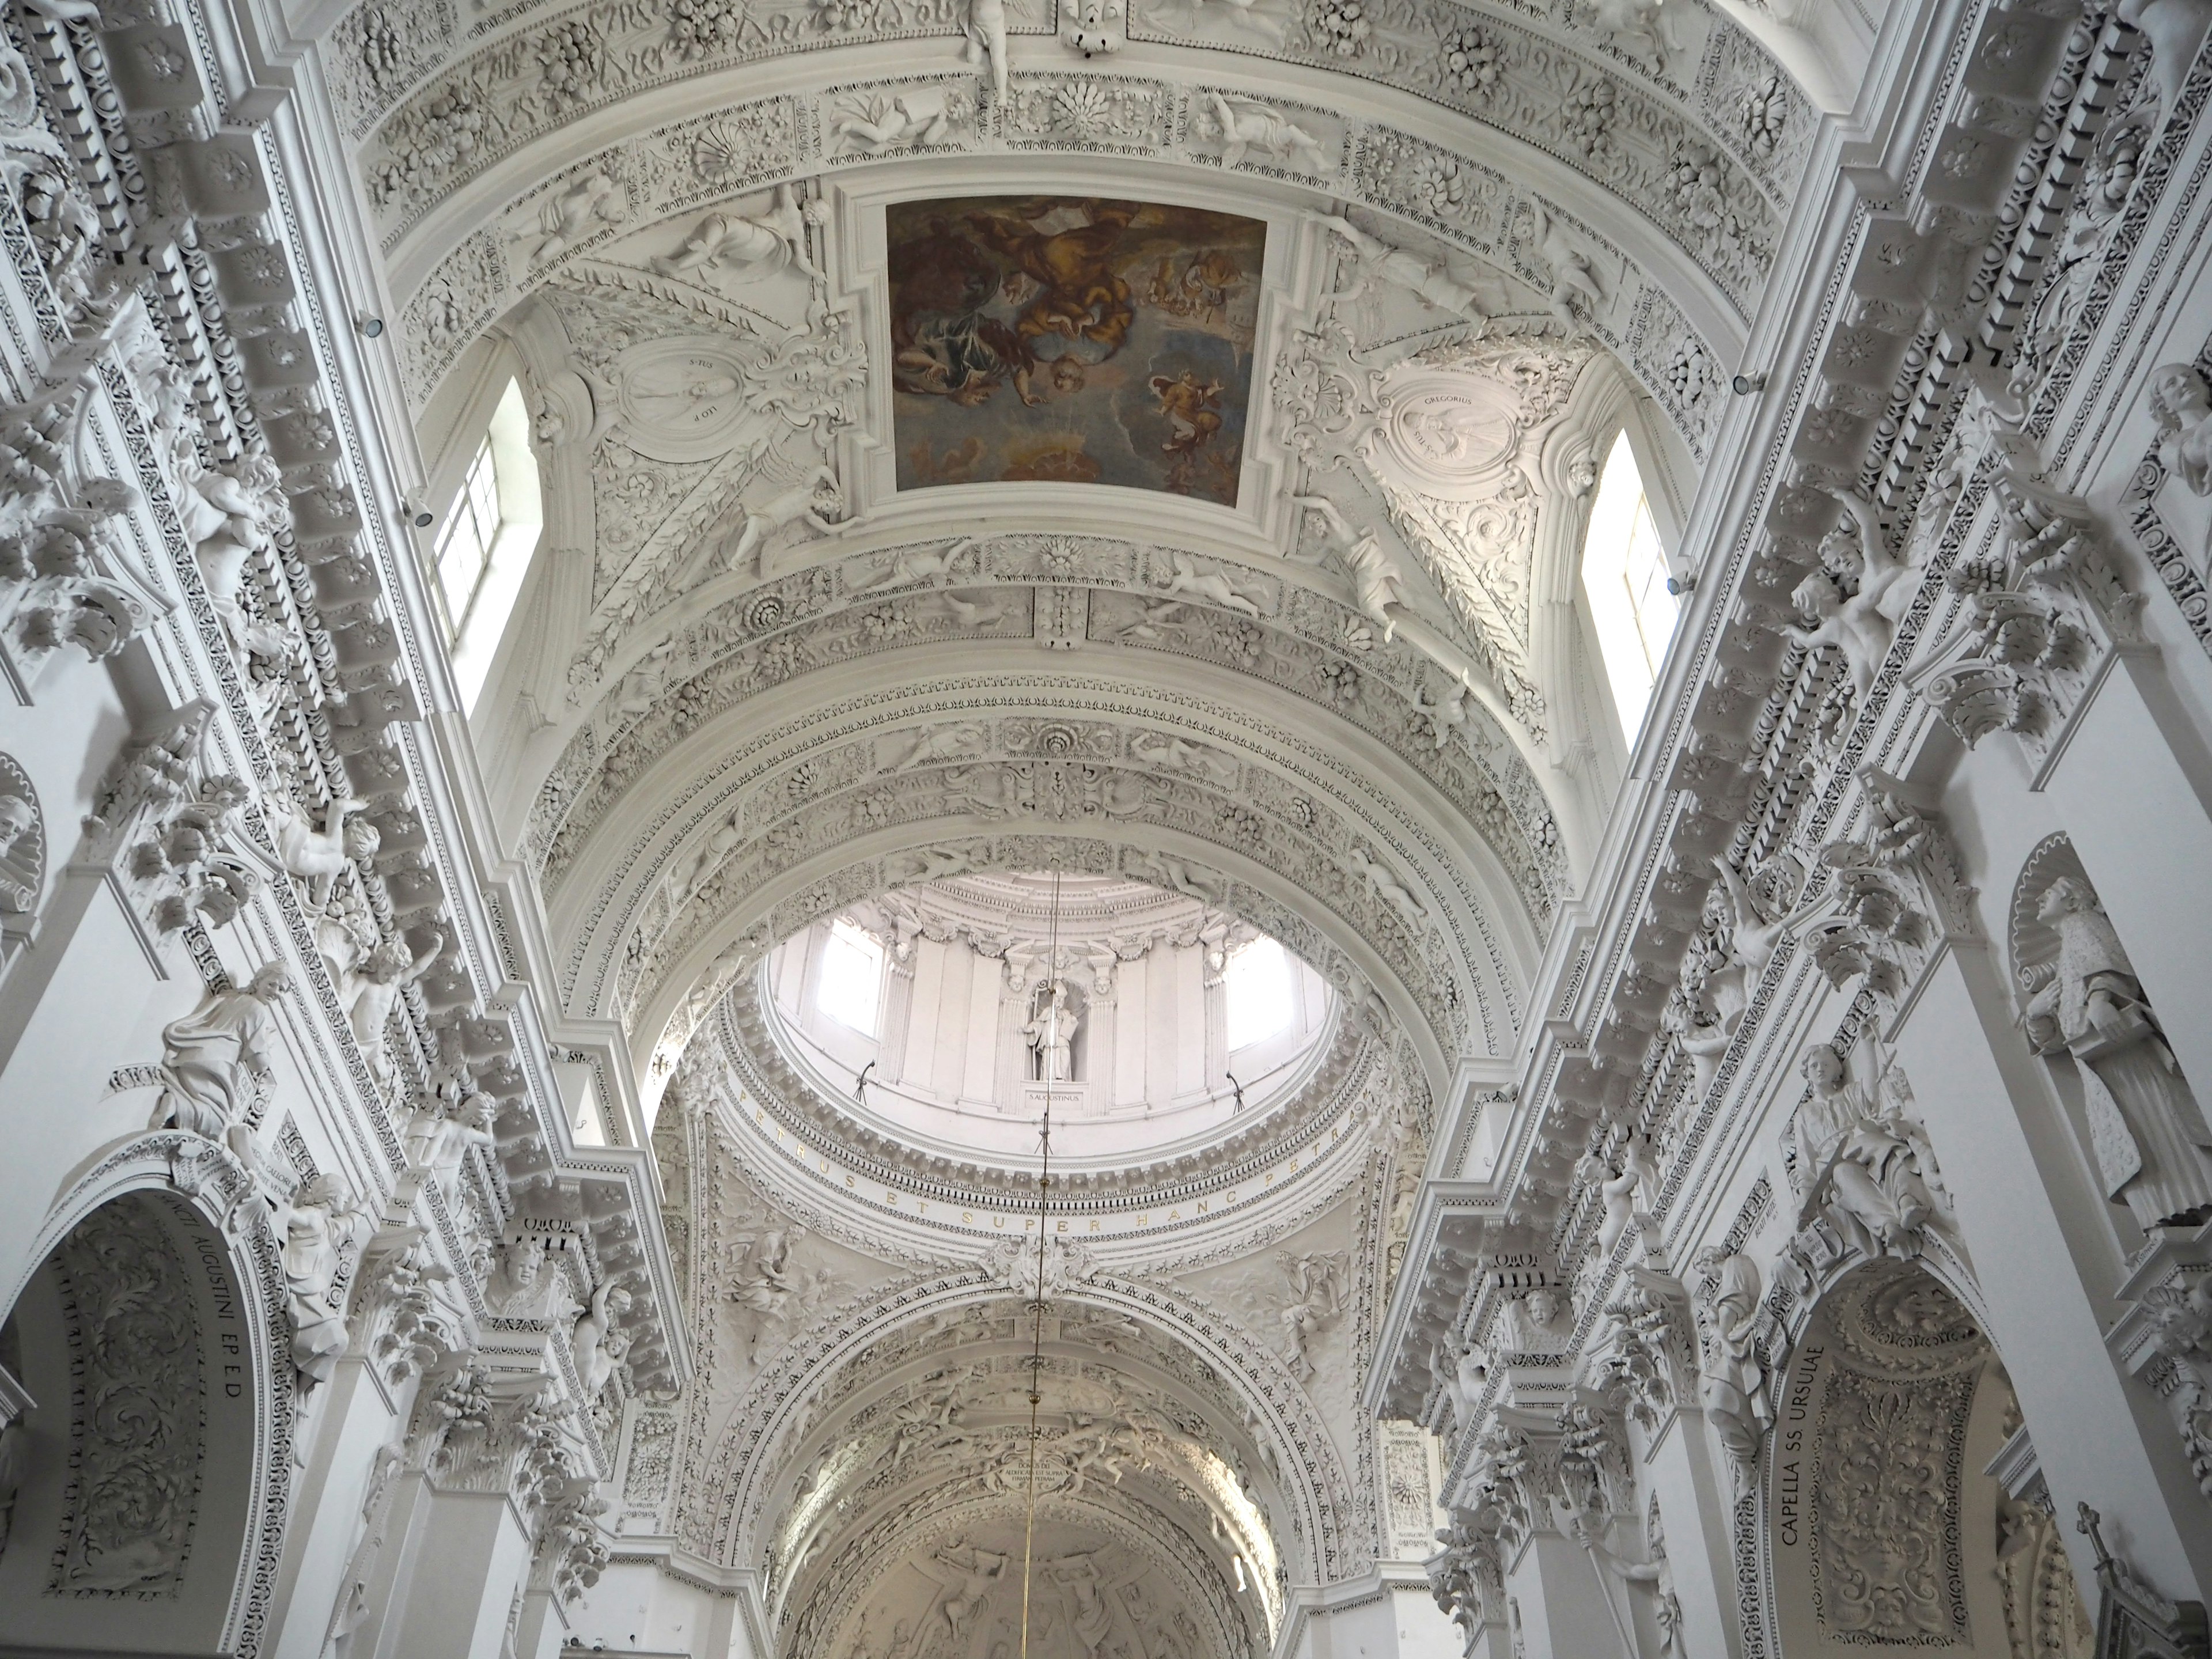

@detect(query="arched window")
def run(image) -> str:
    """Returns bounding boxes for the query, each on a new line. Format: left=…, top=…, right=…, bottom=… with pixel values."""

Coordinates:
left=1580, top=429, right=1679, bottom=745
left=431, top=378, right=541, bottom=711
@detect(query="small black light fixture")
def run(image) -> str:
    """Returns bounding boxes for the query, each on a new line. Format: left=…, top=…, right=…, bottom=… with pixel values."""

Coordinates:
left=1731, top=369, right=1767, bottom=395
left=354, top=309, right=385, bottom=339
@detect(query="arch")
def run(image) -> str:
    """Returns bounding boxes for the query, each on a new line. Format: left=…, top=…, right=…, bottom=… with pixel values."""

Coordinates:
left=0, top=1136, right=293, bottom=1658
left=1759, top=1259, right=2069, bottom=1659
left=364, top=47, right=1786, bottom=378
left=550, top=659, right=1546, bottom=1096
left=691, top=1268, right=1361, bottom=1588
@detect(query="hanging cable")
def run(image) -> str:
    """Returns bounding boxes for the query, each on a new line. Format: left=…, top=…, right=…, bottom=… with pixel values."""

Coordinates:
left=1017, top=866, right=1061, bottom=1659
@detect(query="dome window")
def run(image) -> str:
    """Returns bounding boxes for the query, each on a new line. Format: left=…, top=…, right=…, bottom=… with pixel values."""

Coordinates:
left=1225, top=937, right=1294, bottom=1052
left=816, top=918, right=885, bottom=1038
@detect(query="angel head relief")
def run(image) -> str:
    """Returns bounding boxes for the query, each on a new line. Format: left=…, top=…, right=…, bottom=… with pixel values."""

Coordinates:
left=888, top=195, right=1265, bottom=503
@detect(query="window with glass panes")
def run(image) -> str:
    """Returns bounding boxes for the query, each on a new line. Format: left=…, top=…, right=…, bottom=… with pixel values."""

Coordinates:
left=432, top=438, right=502, bottom=643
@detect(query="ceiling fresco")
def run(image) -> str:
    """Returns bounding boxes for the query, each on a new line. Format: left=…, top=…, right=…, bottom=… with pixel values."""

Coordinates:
left=888, top=196, right=1267, bottom=500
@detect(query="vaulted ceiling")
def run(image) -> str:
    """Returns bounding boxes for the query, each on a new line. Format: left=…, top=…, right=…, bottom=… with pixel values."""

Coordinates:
left=332, top=0, right=1857, bottom=1642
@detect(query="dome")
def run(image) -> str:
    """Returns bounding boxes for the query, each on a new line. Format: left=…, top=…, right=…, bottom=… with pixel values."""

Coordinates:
left=760, top=872, right=1338, bottom=1172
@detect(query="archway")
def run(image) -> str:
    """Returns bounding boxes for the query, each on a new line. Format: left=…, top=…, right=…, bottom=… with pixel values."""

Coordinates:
left=1766, top=1260, right=2090, bottom=1659
left=0, top=1185, right=282, bottom=1656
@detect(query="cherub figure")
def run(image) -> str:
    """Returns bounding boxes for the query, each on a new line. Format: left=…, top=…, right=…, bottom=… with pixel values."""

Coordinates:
left=1199, top=90, right=1329, bottom=171
left=1527, top=199, right=1608, bottom=325
left=961, top=0, right=1009, bottom=101
left=1149, top=369, right=1225, bottom=454
left=1785, top=486, right=1919, bottom=703
left=267, top=793, right=376, bottom=910
left=853, top=537, right=977, bottom=593
left=339, top=927, right=445, bottom=1088
left=1412, top=669, right=1476, bottom=749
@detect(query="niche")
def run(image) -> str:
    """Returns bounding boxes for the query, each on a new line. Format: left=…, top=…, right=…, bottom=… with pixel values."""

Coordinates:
left=0, top=1189, right=265, bottom=1654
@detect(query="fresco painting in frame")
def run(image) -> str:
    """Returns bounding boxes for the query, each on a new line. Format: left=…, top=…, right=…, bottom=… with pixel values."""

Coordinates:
left=887, top=195, right=1267, bottom=505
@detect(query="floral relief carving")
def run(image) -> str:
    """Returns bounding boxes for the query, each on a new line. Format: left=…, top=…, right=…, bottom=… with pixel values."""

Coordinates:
left=49, top=1200, right=207, bottom=1597
left=1806, top=1364, right=1975, bottom=1642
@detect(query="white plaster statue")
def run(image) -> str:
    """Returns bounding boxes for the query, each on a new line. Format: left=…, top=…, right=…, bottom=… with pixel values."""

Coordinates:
left=1527, top=200, right=1608, bottom=325
left=1295, top=493, right=1414, bottom=641
left=887, top=1380, right=967, bottom=1466
left=176, top=452, right=290, bottom=656
left=150, top=964, right=289, bottom=1163
left=1437, top=1336, right=1488, bottom=1429
left=1128, top=730, right=1237, bottom=786
left=2150, top=362, right=2212, bottom=497
left=1691, top=1245, right=1769, bottom=1491
left=337, top=927, right=444, bottom=1088
left=2022, top=874, right=2212, bottom=1229
left=1348, top=841, right=1430, bottom=933
left=668, top=809, right=742, bottom=907
left=727, top=1226, right=809, bottom=1359
left=0, top=790, right=37, bottom=913
left=1501, top=1286, right=1570, bottom=1354
left=403, top=1079, right=498, bottom=1200
left=1796, top=1039, right=1946, bottom=1259
left=1024, top=980, right=1080, bottom=1081
left=268, top=1173, right=368, bottom=1384
left=488, top=1233, right=556, bottom=1316
left=2119, top=0, right=2212, bottom=119
left=651, top=183, right=819, bottom=286
left=517, top=169, right=626, bottom=267
left=1163, top=548, right=1263, bottom=615
left=718, top=465, right=846, bottom=578
left=1706, top=855, right=1800, bottom=1027
left=1411, top=669, right=1476, bottom=751
left=1277, top=1249, right=1344, bottom=1378
left=961, top=0, right=1009, bottom=101
left=1139, top=851, right=1228, bottom=906
left=1046, top=1553, right=1113, bottom=1656
left=930, top=1540, right=1009, bottom=1646
left=1785, top=486, right=1918, bottom=703
left=1312, top=211, right=1488, bottom=327
left=572, top=1279, right=634, bottom=1400
left=1196, top=90, right=1329, bottom=171
left=267, top=793, right=375, bottom=910
left=854, top=538, right=978, bottom=593
left=1665, top=982, right=1734, bottom=1096
left=1579, top=1137, right=1656, bottom=1259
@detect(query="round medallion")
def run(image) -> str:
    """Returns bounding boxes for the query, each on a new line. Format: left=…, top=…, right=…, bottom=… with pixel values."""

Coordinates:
left=1366, top=370, right=1522, bottom=499
left=613, top=335, right=759, bottom=463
